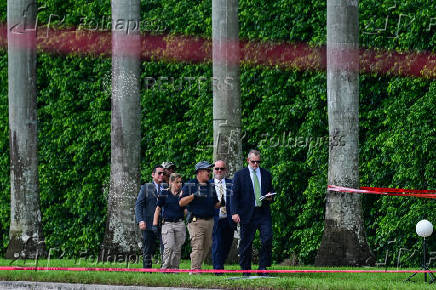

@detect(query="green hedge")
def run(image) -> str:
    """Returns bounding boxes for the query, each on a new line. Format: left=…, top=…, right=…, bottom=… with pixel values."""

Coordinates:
left=0, top=0, right=434, bottom=266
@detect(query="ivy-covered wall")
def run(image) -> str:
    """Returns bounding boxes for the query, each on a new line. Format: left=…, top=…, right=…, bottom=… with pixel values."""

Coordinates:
left=0, top=0, right=434, bottom=266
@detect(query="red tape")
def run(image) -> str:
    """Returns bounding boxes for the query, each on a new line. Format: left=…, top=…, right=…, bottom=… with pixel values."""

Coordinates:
left=360, top=186, right=436, bottom=194
left=0, top=266, right=433, bottom=274
left=328, top=185, right=436, bottom=199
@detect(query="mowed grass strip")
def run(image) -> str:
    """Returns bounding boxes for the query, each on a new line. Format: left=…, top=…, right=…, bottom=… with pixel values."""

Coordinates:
left=0, top=259, right=434, bottom=289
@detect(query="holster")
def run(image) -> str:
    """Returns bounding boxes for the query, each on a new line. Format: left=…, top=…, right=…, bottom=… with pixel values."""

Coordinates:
left=186, top=210, right=193, bottom=223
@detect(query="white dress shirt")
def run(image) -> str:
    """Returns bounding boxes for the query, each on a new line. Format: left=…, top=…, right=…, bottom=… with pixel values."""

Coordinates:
left=214, top=178, right=227, bottom=219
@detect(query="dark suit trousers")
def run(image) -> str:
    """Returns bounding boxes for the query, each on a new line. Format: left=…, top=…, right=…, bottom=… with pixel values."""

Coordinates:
left=142, top=230, right=156, bottom=268
left=212, top=218, right=234, bottom=269
left=239, top=208, right=272, bottom=270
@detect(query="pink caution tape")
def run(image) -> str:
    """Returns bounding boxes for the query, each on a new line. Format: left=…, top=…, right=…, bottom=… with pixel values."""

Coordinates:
left=328, top=185, right=436, bottom=199
left=360, top=186, right=436, bottom=194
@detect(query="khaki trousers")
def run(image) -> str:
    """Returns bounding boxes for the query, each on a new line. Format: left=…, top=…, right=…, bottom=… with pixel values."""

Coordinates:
left=161, top=221, right=186, bottom=269
left=187, top=218, right=214, bottom=270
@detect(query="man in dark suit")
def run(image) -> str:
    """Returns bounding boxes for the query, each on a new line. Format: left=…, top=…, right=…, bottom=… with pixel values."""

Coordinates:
left=231, top=150, right=274, bottom=274
left=211, top=160, right=236, bottom=271
left=135, top=165, right=164, bottom=269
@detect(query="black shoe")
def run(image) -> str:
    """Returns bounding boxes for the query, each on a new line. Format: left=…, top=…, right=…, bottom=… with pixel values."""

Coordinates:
left=213, top=267, right=223, bottom=276
left=258, top=268, right=269, bottom=276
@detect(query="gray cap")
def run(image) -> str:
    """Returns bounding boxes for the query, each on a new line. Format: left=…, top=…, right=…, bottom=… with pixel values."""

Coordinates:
left=195, top=161, right=214, bottom=171
left=162, top=161, right=176, bottom=169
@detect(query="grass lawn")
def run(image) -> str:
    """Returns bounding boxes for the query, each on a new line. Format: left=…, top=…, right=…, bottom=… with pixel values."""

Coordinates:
left=0, top=258, right=434, bottom=289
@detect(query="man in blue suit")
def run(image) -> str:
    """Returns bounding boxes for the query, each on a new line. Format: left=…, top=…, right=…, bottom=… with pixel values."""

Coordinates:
left=211, top=160, right=236, bottom=272
left=231, top=150, right=274, bottom=274
left=135, top=165, right=164, bottom=269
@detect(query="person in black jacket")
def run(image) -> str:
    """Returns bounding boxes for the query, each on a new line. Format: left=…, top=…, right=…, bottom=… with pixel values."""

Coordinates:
left=211, top=160, right=236, bottom=271
left=231, top=150, right=274, bottom=274
left=135, top=165, right=164, bottom=268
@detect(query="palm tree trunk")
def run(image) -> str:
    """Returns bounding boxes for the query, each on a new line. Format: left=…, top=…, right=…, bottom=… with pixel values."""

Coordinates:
left=212, top=0, right=242, bottom=175
left=6, top=0, right=46, bottom=259
left=102, top=0, right=141, bottom=255
left=315, top=0, right=374, bottom=266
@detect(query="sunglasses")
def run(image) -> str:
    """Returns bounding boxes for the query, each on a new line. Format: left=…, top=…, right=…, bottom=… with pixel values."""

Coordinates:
left=249, top=160, right=261, bottom=164
left=214, top=167, right=226, bottom=171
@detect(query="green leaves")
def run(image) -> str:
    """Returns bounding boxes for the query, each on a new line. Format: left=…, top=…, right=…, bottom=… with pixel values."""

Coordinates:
left=0, top=54, right=9, bottom=253
left=360, top=75, right=435, bottom=266
left=33, top=54, right=111, bottom=256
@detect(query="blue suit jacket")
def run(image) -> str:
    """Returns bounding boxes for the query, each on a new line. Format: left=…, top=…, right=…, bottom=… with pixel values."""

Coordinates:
left=135, top=183, right=159, bottom=229
left=211, top=178, right=236, bottom=229
left=230, top=167, right=274, bottom=224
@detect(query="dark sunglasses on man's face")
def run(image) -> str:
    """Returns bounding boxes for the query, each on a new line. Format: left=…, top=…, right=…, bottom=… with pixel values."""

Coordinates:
left=249, top=160, right=261, bottom=164
left=214, top=167, right=226, bottom=171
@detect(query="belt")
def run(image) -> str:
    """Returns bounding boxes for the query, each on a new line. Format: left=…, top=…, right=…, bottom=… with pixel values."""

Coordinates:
left=192, top=216, right=213, bottom=221
left=163, top=218, right=184, bottom=223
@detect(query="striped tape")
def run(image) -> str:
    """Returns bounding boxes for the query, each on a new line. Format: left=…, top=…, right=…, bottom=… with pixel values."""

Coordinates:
left=328, top=185, right=436, bottom=199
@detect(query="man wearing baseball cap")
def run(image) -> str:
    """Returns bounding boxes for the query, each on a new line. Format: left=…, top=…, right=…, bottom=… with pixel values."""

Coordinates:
left=162, top=161, right=176, bottom=172
left=180, top=161, right=221, bottom=272
left=161, top=162, right=176, bottom=186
